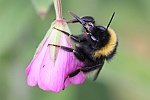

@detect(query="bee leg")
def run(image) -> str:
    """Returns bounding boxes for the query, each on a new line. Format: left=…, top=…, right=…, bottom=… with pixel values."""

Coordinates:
left=64, top=63, right=103, bottom=84
left=67, top=18, right=79, bottom=23
left=48, top=44, right=74, bottom=52
left=81, top=63, right=103, bottom=73
left=63, top=68, right=81, bottom=90
left=54, top=27, right=86, bottom=42
left=64, top=63, right=103, bottom=89
left=48, top=44, right=85, bottom=61
left=65, top=63, right=102, bottom=82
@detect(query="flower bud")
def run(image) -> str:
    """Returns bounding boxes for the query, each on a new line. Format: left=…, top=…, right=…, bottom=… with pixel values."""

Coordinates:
left=32, top=0, right=53, bottom=19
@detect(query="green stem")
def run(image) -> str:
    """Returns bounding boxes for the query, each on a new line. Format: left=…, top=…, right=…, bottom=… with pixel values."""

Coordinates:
left=54, top=0, right=63, bottom=20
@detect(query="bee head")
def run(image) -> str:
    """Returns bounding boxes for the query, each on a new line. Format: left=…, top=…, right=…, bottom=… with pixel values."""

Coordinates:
left=69, top=12, right=115, bottom=42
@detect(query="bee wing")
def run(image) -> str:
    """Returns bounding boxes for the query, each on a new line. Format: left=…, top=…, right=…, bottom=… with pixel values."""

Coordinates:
left=93, top=59, right=105, bottom=81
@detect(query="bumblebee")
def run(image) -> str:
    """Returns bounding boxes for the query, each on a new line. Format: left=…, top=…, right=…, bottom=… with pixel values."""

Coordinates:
left=49, top=12, right=118, bottom=81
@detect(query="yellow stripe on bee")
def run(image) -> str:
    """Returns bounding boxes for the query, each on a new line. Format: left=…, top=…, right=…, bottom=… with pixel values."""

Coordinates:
left=94, top=28, right=117, bottom=57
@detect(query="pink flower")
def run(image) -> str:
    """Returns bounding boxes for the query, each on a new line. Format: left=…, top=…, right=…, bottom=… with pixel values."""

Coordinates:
left=26, top=19, right=86, bottom=92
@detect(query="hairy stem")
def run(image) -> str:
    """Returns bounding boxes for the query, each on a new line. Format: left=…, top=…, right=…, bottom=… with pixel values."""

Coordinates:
left=54, top=0, right=63, bottom=20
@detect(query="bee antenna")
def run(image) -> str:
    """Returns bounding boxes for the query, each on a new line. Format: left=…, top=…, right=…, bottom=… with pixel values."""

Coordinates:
left=106, top=12, right=115, bottom=30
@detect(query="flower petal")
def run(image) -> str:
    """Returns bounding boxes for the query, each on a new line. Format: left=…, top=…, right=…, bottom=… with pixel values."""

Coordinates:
left=38, top=34, right=73, bottom=92
left=26, top=35, right=50, bottom=86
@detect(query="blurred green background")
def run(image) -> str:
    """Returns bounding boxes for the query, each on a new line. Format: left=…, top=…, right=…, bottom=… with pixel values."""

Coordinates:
left=0, top=0, right=150, bottom=100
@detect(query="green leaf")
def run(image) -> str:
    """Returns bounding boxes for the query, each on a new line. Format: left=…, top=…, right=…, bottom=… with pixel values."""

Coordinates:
left=32, top=0, right=53, bottom=19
